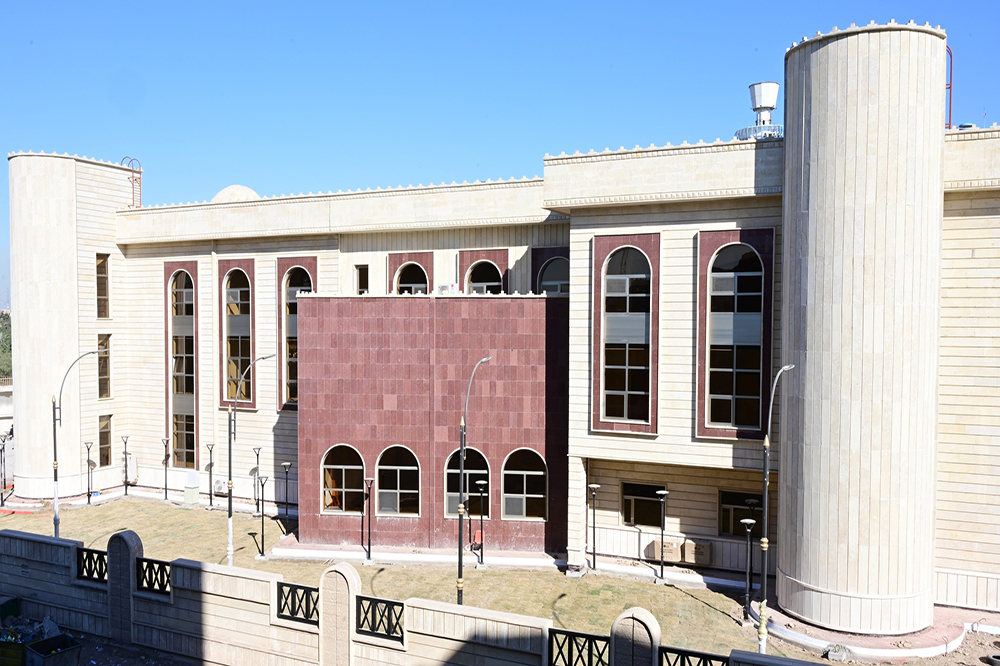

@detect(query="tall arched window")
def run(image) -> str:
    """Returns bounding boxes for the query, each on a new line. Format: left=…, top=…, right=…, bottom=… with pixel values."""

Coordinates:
left=169, top=270, right=195, bottom=469
left=376, top=446, right=420, bottom=515
left=445, top=448, right=489, bottom=517
left=603, top=248, right=651, bottom=422
left=708, top=244, right=763, bottom=428
left=322, top=445, right=365, bottom=513
left=538, top=257, right=570, bottom=295
left=502, top=449, right=547, bottom=520
left=396, top=263, right=428, bottom=294
left=284, top=267, right=312, bottom=405
left=467, top=262, right=503, bottom=294
left=225, top=269, right=252, bottom=401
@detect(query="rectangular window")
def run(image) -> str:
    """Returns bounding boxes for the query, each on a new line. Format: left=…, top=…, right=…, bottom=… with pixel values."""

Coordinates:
left=172, top=336, right=194, bottom=395
left=99, top=415, right=112, bottom=467
left=286, top=338, right=298, bottom=403
left=226, top=337, right=251, bottom=400
left=718, top=490, right=763, bottom=538
left=604, top=343, right=650, bottom=421
left=621, top=482, right=665, bottom=528
left=98, top=334, right=111, bottom=399
left=96, top=254, right=110, bottom=318
left=172, top=414, right=195, bottom=469
left=356, top=265, right=369, bottom=295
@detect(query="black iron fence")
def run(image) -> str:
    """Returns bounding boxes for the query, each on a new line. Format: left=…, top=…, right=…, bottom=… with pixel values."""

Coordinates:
left=356, top=594, right=404, bottom=642
left=659, top=646, right=730, bottom=666
left=550, top=628, right=611, bottom=666
left=277, top=582, right=319, bottom=625
left=136, top=557, right=171, bottom=595
left=76, top=547, right=108, bottom=583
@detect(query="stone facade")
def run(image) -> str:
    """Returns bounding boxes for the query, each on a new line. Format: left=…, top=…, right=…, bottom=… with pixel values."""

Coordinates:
left=6, top=20, right=1000, bottom=636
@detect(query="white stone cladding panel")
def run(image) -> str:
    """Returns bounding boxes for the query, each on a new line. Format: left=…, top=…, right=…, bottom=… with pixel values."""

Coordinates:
left=943, top=129, right=1000, bottom=189
left=778, top=25, right=946, bottom=634
left=933, top=192, right=1000, bottom=612
left=566, top=198, right=783, bottom=470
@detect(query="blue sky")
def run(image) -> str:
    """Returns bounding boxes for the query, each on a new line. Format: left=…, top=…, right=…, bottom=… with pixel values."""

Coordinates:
left=3, top=1, right=999, bottom=309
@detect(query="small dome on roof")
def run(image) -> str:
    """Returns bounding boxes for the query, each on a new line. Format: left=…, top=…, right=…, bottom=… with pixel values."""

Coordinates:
left=211, top=184, right=260, bottom=204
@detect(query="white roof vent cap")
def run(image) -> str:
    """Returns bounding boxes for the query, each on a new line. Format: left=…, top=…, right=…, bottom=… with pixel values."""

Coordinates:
left=749, top=82, right=780, bottom=126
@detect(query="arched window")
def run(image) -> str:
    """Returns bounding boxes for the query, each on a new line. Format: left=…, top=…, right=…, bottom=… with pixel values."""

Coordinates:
left=225, top=269, right=252, bottom=401
left=376, top=446, right=419, bottom=515
left=708, top=244, right=763, bottom=428
left=284, top=267, right=312, bottom=405
left=467, top=262, right=503, bottom=295
left=396, top=263, right=428, bottom=294
left=538, top=257, right=569, bottom=295
left=445, top=448, right=489, bottom=517
left=169, top=270, right=195, bottom=469
left=322, top=445, right=365, bottom=513
left=603, top=248, right=651, bottom=422
left=502, top=449, right=547, bottom=520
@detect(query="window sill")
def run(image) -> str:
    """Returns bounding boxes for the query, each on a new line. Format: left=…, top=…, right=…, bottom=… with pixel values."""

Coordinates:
left=500, top=516, right=547, bottom=522
left=444, top=515, right=491, bottom=521
left=375, top=512, right=421, bottom=519
left=320, top=510, right=364, bottom=516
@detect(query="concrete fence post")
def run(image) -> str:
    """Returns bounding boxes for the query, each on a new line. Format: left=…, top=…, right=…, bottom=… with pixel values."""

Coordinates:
left=106, top=530, right=143, bottom=644
left=319, top=562, right=361, bottom=666
left=610, top=607, right=660, bottom=666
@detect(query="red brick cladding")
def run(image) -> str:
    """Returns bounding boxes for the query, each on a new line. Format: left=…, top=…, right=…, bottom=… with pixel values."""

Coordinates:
left=298, top=296, right=569, bottom=553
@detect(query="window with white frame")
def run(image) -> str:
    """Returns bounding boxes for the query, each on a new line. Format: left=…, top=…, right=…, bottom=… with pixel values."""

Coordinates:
left=284, top=267, right=312, bottom=405
left=707, top=245, right=764, bottom=428
left=322, top=446, right=365, bottom=513
left=621, top=482, right=664, bottom=528
left=96, top=253, right=110, bottom=318
left=225, top=270, right=251, bottom=401
left=396, top=263, right=428, bottom=294
left=98, top=334, right=111, bottom=399
left=172, top=414, right=195, bottom=469
left=99, top=415, right=112, bottom=467
left=538, top=257, right=569, bottom=295
left=718, top=490, right=763, bottom=538
left=376, top=446, right=419, bottom=515
left=603, top=248, right=651, bottom=422
left=356, top=265, right=369, bottom=295
left=169, top=270, right=196, bottom=467
left=467, top=262, right=503, bottom=294
left=502, top=449, right=547, bottom=519
left=445, top=448, right=489, bottom=517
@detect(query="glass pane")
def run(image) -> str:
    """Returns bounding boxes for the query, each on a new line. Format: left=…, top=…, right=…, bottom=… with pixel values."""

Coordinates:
left=627, top=369, right=648, bottom=391
left=710, top=398, right=731, bottom=423
left=734, top=398, right=760, bottom=427
left=446, top=471, right=459, bottom=493
left=607, top=248, right=650, bottom=276
left=344, top=468, right=363, bottom=490
left=709, top=370, right=733, bottom=395
left=525, top=474, right=546, bottom=496
left=605, top=394, right=624, bottom=418
left=605, top=368, right=626, bottom=391
left=627, top=395, right=648, bottom=421
left=504, top=472, right=524, bottom=494
left=711, top=295, right=735, bottom=313
left=605, top=296, right=628, bottom=313
left=605, top=277, right=628, bottom=295
left=605, top=344, right=627, bottom=366
left=629, top=277, right=651, bottom=296
left=399, top=492, right=419, bottom=514
left=735, top=346, right=761, bottom=370
left=446, top=494, right=459, bottom=515
left=710, top=346, right=733, bottom=369
left=712, top=245, right=761, bottom=273
left=631, top=296, right=651, bottom=313
left=738, top=275, right=762, bottom=292
left=634, top=498, right=661, bottom=527
left=737, top=295, right=762, bottom=313
left=378, top=491, right=398, bottom=513
left=711, top=275, right=735, bottom=293
left=399, top=469, right=419, bottom=491
left=525, top=496, right=546, bottom=519
left=378, top=468, right=397, bottom=490
left=628, top=345, right=649, bottom=367
left=505, top=497, right=524, bottom=518
left=343, top=491, right=365, bottom=513
left=735, top=371, right=760, bottom=396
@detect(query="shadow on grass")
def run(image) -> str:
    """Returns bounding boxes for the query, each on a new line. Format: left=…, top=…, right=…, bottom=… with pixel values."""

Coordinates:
left=551, top=592, right=570, bottom=630
left=675, top=587, right=743, bottom=628
left=86, top=528, right=130, bottom=549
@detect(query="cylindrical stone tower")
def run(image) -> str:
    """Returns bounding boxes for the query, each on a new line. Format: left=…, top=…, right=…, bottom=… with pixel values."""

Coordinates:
left=778, top=22, right=946, bottom=634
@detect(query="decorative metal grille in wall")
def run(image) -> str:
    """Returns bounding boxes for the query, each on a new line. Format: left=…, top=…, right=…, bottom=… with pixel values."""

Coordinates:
left=659, top=646, right=730, bottom=666
left=276, top=582, right=319, bottom=625
left=356, top=595, right=404, bottom=642
left=549, top=628, right=611, bottom=666
left=135, top=557, right=171, bottom=595
left=76, top=547, right=108, bottom=583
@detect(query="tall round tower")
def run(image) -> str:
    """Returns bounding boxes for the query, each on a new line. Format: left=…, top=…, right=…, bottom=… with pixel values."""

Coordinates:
left=778, top=22, right=946, bottom=634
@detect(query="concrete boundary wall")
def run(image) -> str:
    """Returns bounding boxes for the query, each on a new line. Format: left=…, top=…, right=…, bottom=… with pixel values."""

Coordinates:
left=0, top=529, right=810, bottom=666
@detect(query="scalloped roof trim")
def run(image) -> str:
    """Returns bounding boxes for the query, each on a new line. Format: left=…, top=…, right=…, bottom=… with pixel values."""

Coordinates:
left=785, top=20, right=945, bottom=56
left=543, top=135, right=782, bottom=165
left=7, top=150, right=136, bottom=171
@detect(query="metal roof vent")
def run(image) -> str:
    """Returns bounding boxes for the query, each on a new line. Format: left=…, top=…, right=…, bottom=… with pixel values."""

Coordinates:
left=735, top=82, right=783, bottom=141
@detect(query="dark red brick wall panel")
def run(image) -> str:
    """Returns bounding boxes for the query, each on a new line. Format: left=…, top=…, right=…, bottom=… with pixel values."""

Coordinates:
left=298, top=296, right=568, bottom=553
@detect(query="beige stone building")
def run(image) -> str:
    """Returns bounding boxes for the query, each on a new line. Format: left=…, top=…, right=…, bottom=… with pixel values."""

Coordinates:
left=7, top=21, right=999, bottom=636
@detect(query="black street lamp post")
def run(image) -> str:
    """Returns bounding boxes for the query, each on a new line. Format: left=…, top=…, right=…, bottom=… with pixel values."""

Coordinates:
left=207, top=443, right=215, bottom=507
left=52, top=349, right=101, bottom=537
left=84, top=441, right=93, bottom=505
left=588, top=483, right=600, bottom=571
left=364, top=477, right=374, bottom=561
left=122, top=435, right=129, bottom=496
left=258, top=476, right=268, bottom=556
left=252, top=447, right=262, bottom=516
left=162, top=438, right=169, bottom=500
left=475, top=479, right=486, bottom=566
left=457, top=356, right=491, bottom=605
left=742, top=517, right=757, bottom=623
left=655, top=489, right=669, bottom=581
left=282, top=462, right=292, bottom=517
